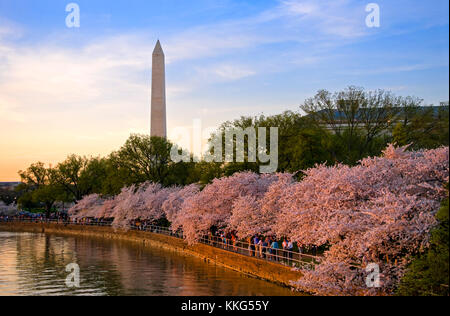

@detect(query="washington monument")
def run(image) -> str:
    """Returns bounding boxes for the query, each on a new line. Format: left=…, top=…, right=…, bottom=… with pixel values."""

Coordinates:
left=150, top=40, right=167, bottom=138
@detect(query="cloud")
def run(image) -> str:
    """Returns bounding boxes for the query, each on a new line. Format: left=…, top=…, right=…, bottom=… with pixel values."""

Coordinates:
left=161, top=0, right=375, bottom=65
left=0, top=0, right=381, bottom=121
left=213, top=64, right=255, bottom=80
left=0, top=102, right=26, bottom=123
left=0, top=33, right=152, bottom=123
left=163, top=25, right=273, bottom=64
left=280, top=1, right=318, bottom=15
left=193, top=63, right=256, bottom=82
left=340, top=63, right=449, bottom=76
left=244, top=0, right=369, bottom=40
left=0, top=18, right=23, bottom=40
left=0, top=0, right=447, bottom=180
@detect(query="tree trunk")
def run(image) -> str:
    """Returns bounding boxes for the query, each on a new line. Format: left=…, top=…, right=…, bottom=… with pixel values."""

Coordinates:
left=45, top=202, right=53, bottom=219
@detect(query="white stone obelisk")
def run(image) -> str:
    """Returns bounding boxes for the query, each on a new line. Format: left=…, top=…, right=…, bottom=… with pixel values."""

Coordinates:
left=150, top=40, right=167, bottom=138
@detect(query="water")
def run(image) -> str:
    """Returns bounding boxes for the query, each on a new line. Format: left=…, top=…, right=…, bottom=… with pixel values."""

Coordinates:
left=0, top=231, right=298, bottom=296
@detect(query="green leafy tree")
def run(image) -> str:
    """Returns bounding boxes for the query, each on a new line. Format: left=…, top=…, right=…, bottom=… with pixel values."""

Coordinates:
left=80, top=157, right=109, bottom=194
left=301, top=86, right=404, bottom=164
left=100, top=152, right=135, bottom=195
left=166, top=161, right=198, bottom=186
left=205, top=111, right=332, bottom=177
left=17, top=163, right=64, bottom=217
left=255, top=112, right=331, bottom=172
left=103, top=134, right=194, bottom=189
left=397, top=188, right=449, bottom=296
left=393, top=103, right=449, bottom=149
left=188, top=161, right=224, bottom=185
left=115, top=134, right=172, bottom=185
left=53, top=155, right=91, bottom=202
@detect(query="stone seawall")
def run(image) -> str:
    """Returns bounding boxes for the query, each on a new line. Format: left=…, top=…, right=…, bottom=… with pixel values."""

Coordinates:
left=0, top=222, right=302, bottom=289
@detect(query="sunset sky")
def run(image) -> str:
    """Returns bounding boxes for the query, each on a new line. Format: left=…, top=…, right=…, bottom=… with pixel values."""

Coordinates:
left=0, top=0, right=449, bottom=181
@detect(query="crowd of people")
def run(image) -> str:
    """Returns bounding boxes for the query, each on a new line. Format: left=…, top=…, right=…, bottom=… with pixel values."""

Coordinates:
left=130, top=219, right=159, bottom=231
left=69, top=217, right=113, bottom=225
left=129, top=219, right=318, bottom=266
left=0, top=212, right=69, bottom=223
left=203, top=229, right=319, bottom=266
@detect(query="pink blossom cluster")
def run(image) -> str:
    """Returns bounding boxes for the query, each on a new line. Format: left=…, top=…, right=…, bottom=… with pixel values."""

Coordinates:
left=162, top=184, right=200, bottom=232
left=68, top=193, right=104, bottom=220
left=279, top=144, right=449, bottom=295
left=68, top=144, right=449, bottom=295
left=69, top=183, right=181, bottom=228
left=179, top=172, right=287, bottom=243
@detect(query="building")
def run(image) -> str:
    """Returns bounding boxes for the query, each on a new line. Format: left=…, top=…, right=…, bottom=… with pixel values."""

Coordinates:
left=317, top=105, right=449, bottom=133
left=0, top=182, right=21, bottom=191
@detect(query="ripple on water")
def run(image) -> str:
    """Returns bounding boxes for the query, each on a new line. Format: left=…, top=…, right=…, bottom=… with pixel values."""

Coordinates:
left=0, top=230, right=301, bottom=296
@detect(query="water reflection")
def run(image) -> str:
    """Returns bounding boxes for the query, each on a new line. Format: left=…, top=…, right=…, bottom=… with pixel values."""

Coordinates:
left=0, top=231, right=299, bottom=296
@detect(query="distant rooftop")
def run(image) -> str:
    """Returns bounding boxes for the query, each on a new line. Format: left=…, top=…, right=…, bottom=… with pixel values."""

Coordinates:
left=0, top=182, right=21, bottom=187
left=317, top=105, right=449, bottom=121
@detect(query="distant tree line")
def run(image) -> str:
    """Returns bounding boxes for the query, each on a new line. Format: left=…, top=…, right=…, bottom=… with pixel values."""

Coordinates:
left=12, top=86, right=449, bottom=214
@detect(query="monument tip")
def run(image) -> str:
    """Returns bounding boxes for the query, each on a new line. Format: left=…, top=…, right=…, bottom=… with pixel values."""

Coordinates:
left=153, top=40, right=164, bottom=55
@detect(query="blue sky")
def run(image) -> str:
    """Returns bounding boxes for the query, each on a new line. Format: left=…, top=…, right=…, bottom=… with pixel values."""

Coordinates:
left=0, top=0, right=449, bottom=180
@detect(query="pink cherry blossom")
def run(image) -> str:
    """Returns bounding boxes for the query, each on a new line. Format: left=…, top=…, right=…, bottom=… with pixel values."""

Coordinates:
left=179, top=172, right=282, bottom=244
left=68, top=194, right=104, bottom=220
left=162, top=184, right=200, bottom=232
left=276, top=145, right=448, bottom=295
left=67, top=144, right=449, bottom=295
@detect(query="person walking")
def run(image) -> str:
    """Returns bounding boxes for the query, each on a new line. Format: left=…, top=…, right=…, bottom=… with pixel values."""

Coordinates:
left=287, top=239, right=294, bottom=265
left=247, top=236, right=254, bottom=256
left=282, top=239, right=288, bottom=261
left=271, top=239, right=279, bottom=262
left=257, top=238, right=263, bottom=258
left=266, top=237, right=273, bottom=260
left=262, top=238, right=269, bottom=259
left=231, top=234, right=237, bottom=252
left=253, top=236, right=260, bottom=258
left=226, top=232, right=232, bottom=250
left=220, top=232, right=226, bottom=249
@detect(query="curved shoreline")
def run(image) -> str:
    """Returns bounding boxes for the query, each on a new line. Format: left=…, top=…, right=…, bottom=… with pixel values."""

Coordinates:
left=0, top=222, right=303, bottom=291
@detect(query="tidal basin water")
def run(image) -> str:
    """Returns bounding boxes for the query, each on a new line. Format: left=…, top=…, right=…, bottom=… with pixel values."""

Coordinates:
left=0, top=231, right=297, bottom=296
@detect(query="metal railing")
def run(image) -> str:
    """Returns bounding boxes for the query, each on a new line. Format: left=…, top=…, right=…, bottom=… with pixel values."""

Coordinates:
left=0, top=218, right=112, bottom=226
left=129, top=223, right=321, bottom=269
left=1, top=218, right=322, bottom=270
left=197, top=235, right=321, bottom=270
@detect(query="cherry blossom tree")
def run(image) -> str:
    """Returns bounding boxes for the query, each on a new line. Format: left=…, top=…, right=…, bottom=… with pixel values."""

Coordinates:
left=68, top=194, right=105, bottom=220
left=96, top=199, right=118, bottom=219
left=180, top=172, right=281, bottom=244
left=66, top=144, right=449, bottom=295
left=229, top=173, right=294, bottom=238
left=276, top=144, right=449, bottom=295
left=142, top=185, right=179, bottom=222
left=107, top=185, right=139, bottom=228
left=107, top=182, right=180, bottom=228
left=162, top=184, right=199, bottom=232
